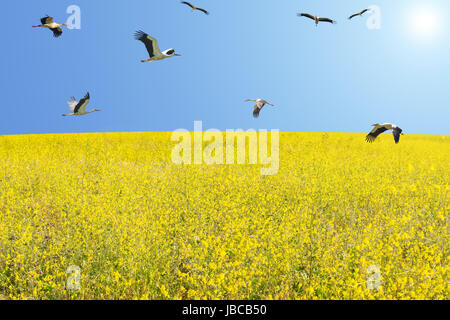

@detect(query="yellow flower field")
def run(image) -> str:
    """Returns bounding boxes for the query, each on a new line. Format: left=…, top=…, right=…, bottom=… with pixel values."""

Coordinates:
left=0, top=132, right=448, bottom=300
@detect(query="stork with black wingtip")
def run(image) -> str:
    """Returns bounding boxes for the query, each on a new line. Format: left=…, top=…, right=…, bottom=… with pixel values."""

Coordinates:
left=33, top=16, right=68, bottom=38
left=181, top=1, right=209, bottom=15
left=366, top=123, right=404, bottom=144
left=62, top=92, right=102, bottom=117
left=349, top=9, right=371, bottom=20
left=134, top=30, right=181, bottom=63
left=245, top=99, right=275, bottom=118
left=297, top=13, right=336, bottom=26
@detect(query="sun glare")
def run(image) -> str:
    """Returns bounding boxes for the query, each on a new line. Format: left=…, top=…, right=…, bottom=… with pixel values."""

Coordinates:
left=409, top=6, right=440, bottom=38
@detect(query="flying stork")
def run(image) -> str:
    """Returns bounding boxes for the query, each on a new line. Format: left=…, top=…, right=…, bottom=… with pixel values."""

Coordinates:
left=33, top=16, right=68, bottom=38
left=366, top=123, right=404, bottom=144
left=181, top=1, right=209, bottom=15
left=349, top=9, right=371, bottom=20
left=134, top=30, right=181, bottom=63
left=297, top=13, right=336, bottom=26
left=62, top=92, right=102, bottom=117
left=245, top=99, right=274, bottom=118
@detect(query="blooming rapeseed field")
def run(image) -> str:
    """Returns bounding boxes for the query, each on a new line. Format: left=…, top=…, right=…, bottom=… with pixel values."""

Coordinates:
left=0, top=132, right=448, bottom=300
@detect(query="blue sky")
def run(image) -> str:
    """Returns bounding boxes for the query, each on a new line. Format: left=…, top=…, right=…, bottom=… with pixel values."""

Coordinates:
left=0, top=0, right=449, bottom=135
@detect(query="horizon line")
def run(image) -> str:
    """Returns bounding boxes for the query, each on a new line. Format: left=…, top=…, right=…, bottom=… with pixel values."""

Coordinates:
left=0, top=131, right=449, bottom=137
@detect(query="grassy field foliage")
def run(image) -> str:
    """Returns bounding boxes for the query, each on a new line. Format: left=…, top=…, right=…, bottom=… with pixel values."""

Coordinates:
left=0, top=132, right=448, bottom=299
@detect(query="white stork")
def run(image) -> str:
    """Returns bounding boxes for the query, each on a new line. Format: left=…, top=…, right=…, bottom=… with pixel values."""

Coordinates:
left=181, top=1, right=209, bottom=15
left=297, top=13, right=336, bottom=26
left=245, top=99, right=274, bottom=118
left=349, top=9, right=371, bottom=20
left=33, top=16, right=68, bottom=38
left=134, top=30, right=181, bottom=63
left=366, top=123, right=404, bottom=144
left=62, top=92, right=102, bottom=117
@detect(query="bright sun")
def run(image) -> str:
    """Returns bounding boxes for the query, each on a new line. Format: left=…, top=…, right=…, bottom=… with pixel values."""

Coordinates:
left=409, top=7, right=440, bottom=38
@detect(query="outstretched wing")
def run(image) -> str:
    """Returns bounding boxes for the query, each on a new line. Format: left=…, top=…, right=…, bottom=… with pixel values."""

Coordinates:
left=366, top=127, right=388, bottom=143
left=196, top=7, right=209, bottom=15
left=393, top=127, right=402, bottom=144
left=360, top=9, right=370, bottom=15
left=253, top=104, right=263, bottom=118
left=318, top=18, right=336, bottom=24
left=181, top=1, right=195, bottom=9
left=41, top=16, right=53, bottom=24
left=349, top=9, right=370, bottom=20
left=74, top=92, right=90, bottom=114
left=50, top=27, right=63, bottom=38
left=298, top=13, right=315, bottom=20
left=67, top=96, right=78, bottom=112
left=134, top=30, right=161, bottom=58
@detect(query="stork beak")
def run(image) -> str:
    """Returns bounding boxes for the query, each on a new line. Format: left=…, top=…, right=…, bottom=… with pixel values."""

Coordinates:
left=174, top=54, right=181, bottom=56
